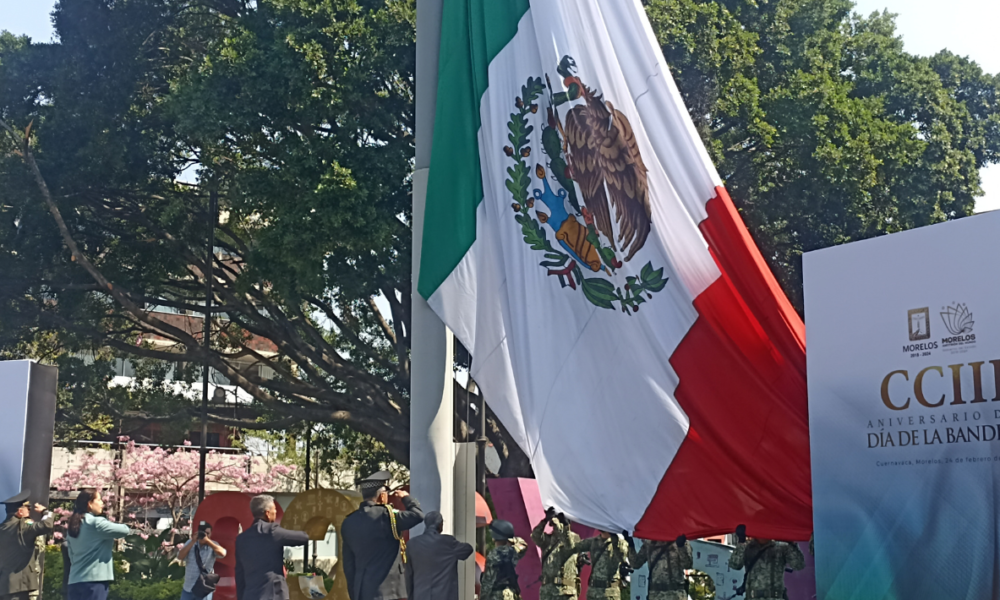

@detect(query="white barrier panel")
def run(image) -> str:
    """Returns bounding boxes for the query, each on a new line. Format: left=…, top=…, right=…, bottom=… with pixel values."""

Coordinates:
left=805, top=211, right=1000, bottom=599
left=0, top=360, right=57, bottom=505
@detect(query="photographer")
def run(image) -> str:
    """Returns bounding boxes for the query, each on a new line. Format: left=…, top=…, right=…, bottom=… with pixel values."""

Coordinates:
left=179, top=522, right=226, bottom=600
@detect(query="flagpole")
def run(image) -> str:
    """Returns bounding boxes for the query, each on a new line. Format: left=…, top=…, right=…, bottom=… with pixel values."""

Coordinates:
left=411, top=0, right=454, bottom=537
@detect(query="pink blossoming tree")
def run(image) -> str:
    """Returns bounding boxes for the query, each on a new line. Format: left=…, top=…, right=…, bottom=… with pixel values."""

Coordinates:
left=52, top=437, right=295, bottom=541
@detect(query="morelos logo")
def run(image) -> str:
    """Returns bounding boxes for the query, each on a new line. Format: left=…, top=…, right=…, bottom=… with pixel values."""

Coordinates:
left=502, top=55, right=667, bottom=314
left=941, top=303, right=975, bottom=346
left=908, top=308, right=930, bottom=341
left=903, top=307, right=936, bottom=354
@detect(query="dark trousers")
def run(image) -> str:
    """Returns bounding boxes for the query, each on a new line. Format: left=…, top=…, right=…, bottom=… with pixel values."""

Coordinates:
left=67, top=582, right=110, bottom=600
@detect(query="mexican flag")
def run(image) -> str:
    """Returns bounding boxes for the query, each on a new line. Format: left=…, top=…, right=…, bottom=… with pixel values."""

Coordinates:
left=419, top=0, right=811, bottom=540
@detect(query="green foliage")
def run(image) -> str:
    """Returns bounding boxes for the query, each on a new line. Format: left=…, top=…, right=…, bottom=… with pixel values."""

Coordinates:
left=41, top=545, right=183, bottom=600
left=42, top=546, right=64, bottom=600
left=1, top=0, right=997, bottom=476
left=248, top=421, right=404, bottom=488
left=0, top=0, right=431, bottom=467
left=646, top=0, right=1000, bottom=310
left=119, top=531, right=185, bottom=582
left=109, top=579, right=185, bottom=600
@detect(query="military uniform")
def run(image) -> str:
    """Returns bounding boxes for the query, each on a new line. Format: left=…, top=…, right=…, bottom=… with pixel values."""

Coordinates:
left=727, top=539, right=804, bottom=600
left=341, top=472, right=424, bottom=600
left=480, top=541, right=527, bottom=600
left=530, top=516, right=580, bottom=600
left=629, top=539, right=692, bottom=600
left=480, top=520, right=526, bottom=600
left=26, top=535, right=46, bottom=600
left=570, top=534, right=630, bottom=600
left=0, top=491, right=54, bottom=600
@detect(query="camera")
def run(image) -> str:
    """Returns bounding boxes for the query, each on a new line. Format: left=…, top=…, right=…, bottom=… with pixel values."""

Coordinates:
left=197, top=521, right=210, bottom=539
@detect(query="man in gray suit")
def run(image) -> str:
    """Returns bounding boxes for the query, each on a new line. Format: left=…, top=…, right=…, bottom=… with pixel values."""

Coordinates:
left=235, top=495, right=309, bottom=600
left=404, top=512, right=474, bottom=600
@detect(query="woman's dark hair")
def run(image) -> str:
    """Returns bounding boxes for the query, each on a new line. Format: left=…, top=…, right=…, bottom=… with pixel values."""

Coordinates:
left=67, top=489, right=99, bottom=539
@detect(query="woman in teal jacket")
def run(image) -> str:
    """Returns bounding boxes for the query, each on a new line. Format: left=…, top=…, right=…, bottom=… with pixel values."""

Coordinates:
left=66, top=489, right=130, bottom=600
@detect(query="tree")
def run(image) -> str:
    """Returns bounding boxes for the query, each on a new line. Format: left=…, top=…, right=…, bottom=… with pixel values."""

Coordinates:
left=50, top=437, right=294, bottom=537
left=645, top=0, right=1000, bottom=308
left=0, top=0, right=528, bottom=475
left=1, top=0, right=998, bottom=479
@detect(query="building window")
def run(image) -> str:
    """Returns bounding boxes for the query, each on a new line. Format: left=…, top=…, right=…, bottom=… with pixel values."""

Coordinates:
left=190, top=432, right=221, bottom=447
left=114, top=358, right=135, bottom=377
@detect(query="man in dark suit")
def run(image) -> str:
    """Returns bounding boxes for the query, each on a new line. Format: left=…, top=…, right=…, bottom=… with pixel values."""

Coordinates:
left=341, top=471, right=424, bottom=600
left=405, top=511, right=473, bottom=600
left=235, top=495, right=309, bottom=600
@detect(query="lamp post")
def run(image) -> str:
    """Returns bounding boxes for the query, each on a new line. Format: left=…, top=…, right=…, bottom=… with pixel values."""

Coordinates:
left=304, top=424, right=312, bottom=570
left=198, top=188, right=218, bottom=503
left=476, top=399, right=487, bottom=553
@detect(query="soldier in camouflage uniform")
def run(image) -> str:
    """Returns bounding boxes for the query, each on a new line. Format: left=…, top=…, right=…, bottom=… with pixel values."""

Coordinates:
left=481, top=520, right=527, bottom=600
left=624, top=532, right=692, bottom=600
left=570, top=531, right=630, bottom=600
left=727, top=525, right=804, bottom=600
left=531, top=508, right=581, bottom=600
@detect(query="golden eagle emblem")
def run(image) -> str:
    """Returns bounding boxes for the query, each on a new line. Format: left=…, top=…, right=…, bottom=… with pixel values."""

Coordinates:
left=502, top=56, right=667, bottom=314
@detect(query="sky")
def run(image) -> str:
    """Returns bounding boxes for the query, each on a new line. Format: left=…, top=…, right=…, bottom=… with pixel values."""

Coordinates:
left=1, top=0, right=998, bottom=210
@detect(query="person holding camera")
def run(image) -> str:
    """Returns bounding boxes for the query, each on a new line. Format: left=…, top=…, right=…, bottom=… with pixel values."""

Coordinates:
left=179, top=522, right=226, bottom=600
left=530, top=508, right=581, bottom=600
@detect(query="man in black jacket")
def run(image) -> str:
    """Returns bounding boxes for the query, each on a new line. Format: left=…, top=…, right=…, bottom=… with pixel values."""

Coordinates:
left=235, top=495, right=309, bottom=600
left=341, top=471, right=424, bottom=600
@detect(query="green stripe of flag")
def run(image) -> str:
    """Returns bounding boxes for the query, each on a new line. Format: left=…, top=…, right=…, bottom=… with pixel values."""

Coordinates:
left=418, top=0, right=530, bottom=300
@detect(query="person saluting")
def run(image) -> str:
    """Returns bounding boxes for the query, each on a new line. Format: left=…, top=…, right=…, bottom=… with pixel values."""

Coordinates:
left=0, top=490, right=54, bottom=600
left=341, top=471, right=424, bottom=600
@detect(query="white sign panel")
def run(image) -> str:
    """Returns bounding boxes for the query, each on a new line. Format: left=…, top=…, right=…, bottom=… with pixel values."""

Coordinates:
left=804, top=212, right=1000, bottom=599
left=0, top=361, right=32, bottom=500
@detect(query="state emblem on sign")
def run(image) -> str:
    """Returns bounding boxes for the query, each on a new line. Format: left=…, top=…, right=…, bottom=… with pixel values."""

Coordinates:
left=908, top=307, right=930, bottom=341
left=502, top=55, right=668, bottom=314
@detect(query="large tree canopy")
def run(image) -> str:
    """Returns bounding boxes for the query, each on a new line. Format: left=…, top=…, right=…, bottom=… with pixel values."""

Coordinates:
left=1, top=0, right=998, bottom=473
left=646, top=0, right=1000, bottom=307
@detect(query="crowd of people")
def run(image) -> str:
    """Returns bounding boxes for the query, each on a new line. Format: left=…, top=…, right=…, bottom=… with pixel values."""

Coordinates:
left=0, top=475, right=806, bottom=600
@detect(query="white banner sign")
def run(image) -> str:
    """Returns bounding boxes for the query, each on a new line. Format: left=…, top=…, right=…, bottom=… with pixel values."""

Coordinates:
left=805, top=212, right=1000, bottom=599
